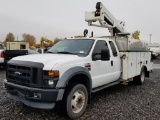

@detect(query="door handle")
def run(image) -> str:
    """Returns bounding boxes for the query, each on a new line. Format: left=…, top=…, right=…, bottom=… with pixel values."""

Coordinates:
left=111, top=61, right=113, bottom=66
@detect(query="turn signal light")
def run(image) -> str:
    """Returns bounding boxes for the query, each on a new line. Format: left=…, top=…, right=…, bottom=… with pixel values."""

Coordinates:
left=48, top=71, right=54, bottom=76
left=48, top=71, right=59, bottom=77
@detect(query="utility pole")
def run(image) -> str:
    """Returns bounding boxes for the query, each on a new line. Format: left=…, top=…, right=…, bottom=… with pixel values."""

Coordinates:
left=149, top=34, right=152, bottom=43
left=17, top=36, right=18, bottom=41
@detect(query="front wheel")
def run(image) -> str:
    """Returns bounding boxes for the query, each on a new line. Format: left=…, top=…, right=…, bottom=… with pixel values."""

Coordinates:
left=64, top=84, right=88, bottom=119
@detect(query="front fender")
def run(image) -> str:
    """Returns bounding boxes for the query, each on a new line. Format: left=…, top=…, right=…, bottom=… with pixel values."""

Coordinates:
left=56, top=66, right=92, bottom=91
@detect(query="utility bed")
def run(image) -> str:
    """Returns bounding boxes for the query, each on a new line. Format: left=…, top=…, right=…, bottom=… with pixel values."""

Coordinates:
left=120, top=52, right=152, bottom=81
left=103, top=36, right=152, bottom=82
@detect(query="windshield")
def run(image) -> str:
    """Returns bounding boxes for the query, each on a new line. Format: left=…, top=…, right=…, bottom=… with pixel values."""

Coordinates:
left=48, top=39, right=94, bottom=55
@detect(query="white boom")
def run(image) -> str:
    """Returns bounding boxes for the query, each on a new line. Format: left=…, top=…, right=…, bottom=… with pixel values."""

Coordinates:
left=85, top=2, right=130, bottom=36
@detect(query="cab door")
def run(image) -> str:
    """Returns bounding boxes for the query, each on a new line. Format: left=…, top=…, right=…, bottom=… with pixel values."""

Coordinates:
left=108, top=41, right=121, bottom=80
left=90, top=40, right=115, bottom=88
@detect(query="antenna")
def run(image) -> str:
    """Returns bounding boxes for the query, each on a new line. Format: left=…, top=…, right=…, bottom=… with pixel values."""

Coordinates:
left=84, top=29, right=88, bottom=37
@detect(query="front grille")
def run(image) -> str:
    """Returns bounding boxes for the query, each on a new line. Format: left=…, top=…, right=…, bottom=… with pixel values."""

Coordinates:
left=7, top=64, right=38, bottom=86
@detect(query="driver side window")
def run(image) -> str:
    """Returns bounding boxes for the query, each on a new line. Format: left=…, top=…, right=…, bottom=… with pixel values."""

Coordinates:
left=92, top=40, right=109, bottom=60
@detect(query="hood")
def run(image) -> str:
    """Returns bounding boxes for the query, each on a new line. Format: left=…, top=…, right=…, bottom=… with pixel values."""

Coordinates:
left=12, top=54, right=82, bottom=69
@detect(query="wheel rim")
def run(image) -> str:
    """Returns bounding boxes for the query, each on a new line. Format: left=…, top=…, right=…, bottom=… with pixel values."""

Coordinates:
left=71, top=90, right=85, bottom=113
left=141, top=71, right=145, bottom=83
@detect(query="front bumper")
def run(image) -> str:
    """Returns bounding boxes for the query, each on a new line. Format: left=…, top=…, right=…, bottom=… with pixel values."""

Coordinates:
left=4, top=79, right=64, bottom=109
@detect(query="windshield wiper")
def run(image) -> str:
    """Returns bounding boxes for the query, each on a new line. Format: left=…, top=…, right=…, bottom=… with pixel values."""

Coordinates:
left=56, top=51, right=76, bottom=55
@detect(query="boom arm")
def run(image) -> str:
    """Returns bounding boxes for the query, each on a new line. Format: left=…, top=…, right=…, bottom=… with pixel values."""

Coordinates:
left=85, top=2, right=130, bottom=36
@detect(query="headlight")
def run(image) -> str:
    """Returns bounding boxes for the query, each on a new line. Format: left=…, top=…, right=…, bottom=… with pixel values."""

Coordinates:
left=48, top=79, right=54, bottom=85
left=43, top=70, right=59, bottom=88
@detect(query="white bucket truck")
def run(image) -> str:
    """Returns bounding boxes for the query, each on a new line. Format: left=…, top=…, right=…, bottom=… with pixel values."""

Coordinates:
left=4, top=2, right=153, bottom=119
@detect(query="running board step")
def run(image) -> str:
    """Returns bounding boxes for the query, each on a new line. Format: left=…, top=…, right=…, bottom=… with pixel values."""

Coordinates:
left=92, top=81, right=120, bottom=93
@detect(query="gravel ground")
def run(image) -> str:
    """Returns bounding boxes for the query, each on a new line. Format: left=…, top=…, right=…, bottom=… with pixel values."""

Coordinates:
left=152, top=56, right=160, bottom=64
left=0, top=59, right=160, bottom=120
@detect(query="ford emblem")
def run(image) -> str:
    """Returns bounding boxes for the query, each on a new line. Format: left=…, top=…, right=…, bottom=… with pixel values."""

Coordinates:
left=14, top=72, right=22, bottom=76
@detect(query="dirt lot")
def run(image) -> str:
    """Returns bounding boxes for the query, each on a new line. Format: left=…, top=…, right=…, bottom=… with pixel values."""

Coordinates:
left=0, top=58, right=160, bottom=120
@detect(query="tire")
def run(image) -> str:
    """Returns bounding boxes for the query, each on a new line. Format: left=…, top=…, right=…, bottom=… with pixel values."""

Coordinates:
left=64, top=84, right=88, bottom=119
left=134, top=68, right=145, bottom=85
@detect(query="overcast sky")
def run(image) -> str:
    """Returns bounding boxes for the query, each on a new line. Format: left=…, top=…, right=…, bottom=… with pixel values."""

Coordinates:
left=0, top=0, right=160, bottom=43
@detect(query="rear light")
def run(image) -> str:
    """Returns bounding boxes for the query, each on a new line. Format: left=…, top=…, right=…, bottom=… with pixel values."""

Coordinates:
left=0, top=51, right=4, bottom=58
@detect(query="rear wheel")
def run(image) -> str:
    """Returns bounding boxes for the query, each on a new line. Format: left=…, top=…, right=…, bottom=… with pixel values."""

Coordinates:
left=134, top=68, right=145, bottom=85
left=64, top=84, right=88, bottom=119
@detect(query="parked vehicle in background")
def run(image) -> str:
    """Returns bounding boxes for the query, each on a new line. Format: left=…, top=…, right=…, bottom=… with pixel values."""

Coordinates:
left=36, top=48, right=48, bottom=54
left=150, top=47, right=160, bottom=59
left=3, top=41, right=37, bottom=66
left=149, top=43, right=160, bottom=59
left=0, top=43, right=5, bottom=67
left=4, top=49, right=39, bottom=66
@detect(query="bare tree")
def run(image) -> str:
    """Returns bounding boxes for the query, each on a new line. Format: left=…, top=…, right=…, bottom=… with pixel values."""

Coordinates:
left=132, top=30, right=140, bottom=40
left=6, top=33, right=15, bottom=42
left=54, top=37, right=61, bottom=44
left=22, top=33, right=36, bottom=46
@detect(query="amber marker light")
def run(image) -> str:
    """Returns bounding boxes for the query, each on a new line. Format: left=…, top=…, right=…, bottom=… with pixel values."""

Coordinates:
left=48, top=71, right=59, bottom=77
left=48, top=71, right=54, bottom=76
left=54, top=71, right=59, bottom=77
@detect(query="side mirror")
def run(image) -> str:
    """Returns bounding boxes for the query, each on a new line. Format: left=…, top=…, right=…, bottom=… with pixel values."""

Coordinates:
left=101, top=49, right=110, bottom=61
left=92, top=53, right=100, bottom=61
left=92, top=49, right=110, bottom=61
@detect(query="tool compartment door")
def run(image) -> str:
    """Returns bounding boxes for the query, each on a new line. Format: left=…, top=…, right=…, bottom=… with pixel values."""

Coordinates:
left=121, top=52, right=140, bottom=80
left=128, top=52, right=137, bottom=78
left=136, top=52, right=141, bottom=75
